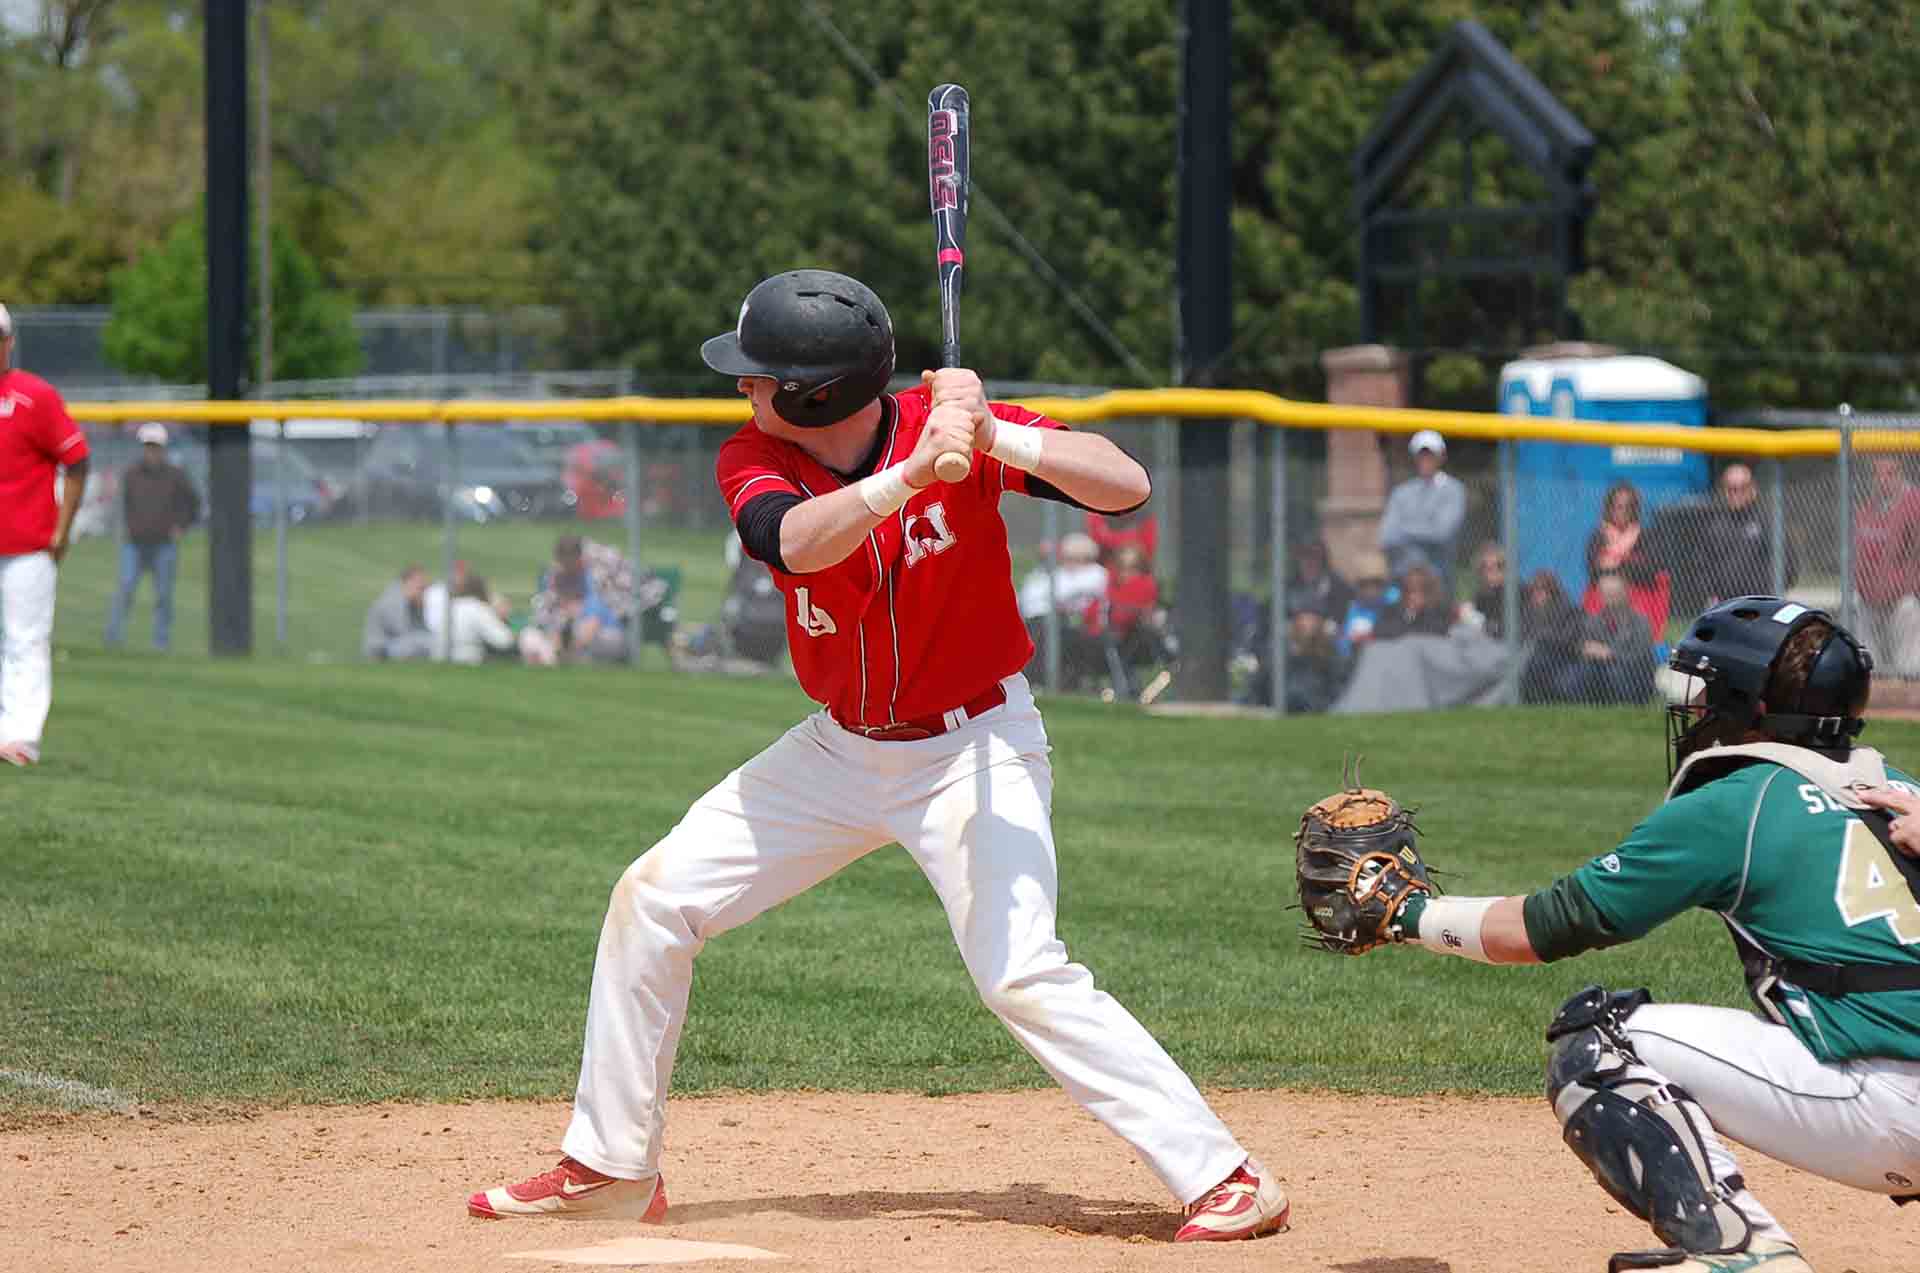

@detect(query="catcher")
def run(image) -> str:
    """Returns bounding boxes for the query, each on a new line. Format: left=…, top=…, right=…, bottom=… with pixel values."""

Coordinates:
left=1297, top=598, right=1920, bottom=1273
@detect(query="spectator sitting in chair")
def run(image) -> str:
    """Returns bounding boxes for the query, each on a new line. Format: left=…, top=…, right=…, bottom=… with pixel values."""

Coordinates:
left=1518, top=569, right=1587, bottom=705
left=1084, top=545, right=1169, bottom=695
left=526, top=535, right=638, bottom=664
left=362, top=565, right=436, bottom=662
left=1283, top=607, right=1347, bottom=714
left=1568, top=571, right=1658, bottom=705
left=1018, top=532, right=1108, bottom=689
left=1584, top=481, right=1668, bottom=637
left=1372, top=564, right=1453, bottom=640
left=1283, top=538, right=1352, bottom=635
left=1336, top=551, right=1395, bottom=657
left=1459, top=542, right=1508, bottom=639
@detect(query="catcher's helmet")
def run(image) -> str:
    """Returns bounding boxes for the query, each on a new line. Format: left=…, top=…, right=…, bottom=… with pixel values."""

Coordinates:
left=1665, top=595, right=1872, bottom=777
left=700, top=270, right=896, bottom=429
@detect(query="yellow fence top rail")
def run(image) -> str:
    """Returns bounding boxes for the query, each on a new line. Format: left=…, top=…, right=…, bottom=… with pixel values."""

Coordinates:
left=67, top=388, right=1906, bottom=457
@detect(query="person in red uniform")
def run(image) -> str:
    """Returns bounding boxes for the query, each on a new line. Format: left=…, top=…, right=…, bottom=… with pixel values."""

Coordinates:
left=0, top=303, right=90, bottom=767
left=467, top=270, right=1289, bottom=1242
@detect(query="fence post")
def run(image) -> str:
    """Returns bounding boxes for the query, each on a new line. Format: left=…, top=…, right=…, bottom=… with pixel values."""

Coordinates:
left=624, top=420, right=645, bottom=666
left=1268, top=423, right=1288, bottom=715
left=1499, top=438, right=1519, bottom=659
left=439, top=420, right=458, bottom=662
left=275, top=415, right=289, bottom=650
left=1768, top=456, right=1787, bottom=597
left=1837, top=403, right=1854, bottom=633
left=1042, top=498, right=1061, bottom=693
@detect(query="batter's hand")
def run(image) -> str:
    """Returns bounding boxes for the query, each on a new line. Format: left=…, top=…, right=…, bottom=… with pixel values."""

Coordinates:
left=1857, top=787, right=1920, bottom=858
left=48, top=530, right=70, bottom=565
left=905, top=398, right=984, bottom=488
left=922, top=368, right=997, bottom=451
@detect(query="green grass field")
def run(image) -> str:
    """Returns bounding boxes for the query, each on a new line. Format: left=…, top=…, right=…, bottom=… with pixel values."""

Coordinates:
left=7, top=656, right=1914, bottom=1121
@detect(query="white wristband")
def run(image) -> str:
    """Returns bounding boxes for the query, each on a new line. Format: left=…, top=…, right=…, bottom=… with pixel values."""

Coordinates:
left=858, top=463, right=915, bottom=517
left=987, top=422, right=1044, bottom=472
left=1414, top=895, right=1500, bottom=963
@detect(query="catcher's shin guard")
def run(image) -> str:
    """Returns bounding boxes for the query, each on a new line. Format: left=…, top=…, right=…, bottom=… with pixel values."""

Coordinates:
left=1545, top=986, right=1754, bottom=1270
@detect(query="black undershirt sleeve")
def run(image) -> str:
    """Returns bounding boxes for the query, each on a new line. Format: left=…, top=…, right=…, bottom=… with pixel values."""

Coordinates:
left=1521, top=874, right=1630, bottom=962
left=1029, top=466, right=1144, bottom=514
left=735, top=491, right=803, bottom=575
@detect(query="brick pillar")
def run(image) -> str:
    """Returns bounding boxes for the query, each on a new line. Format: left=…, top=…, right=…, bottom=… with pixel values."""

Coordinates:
left=1317, top=344, right=1407, bottom=579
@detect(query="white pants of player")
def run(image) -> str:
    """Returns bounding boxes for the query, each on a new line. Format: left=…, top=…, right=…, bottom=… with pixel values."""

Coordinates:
left=0, top=551, right=57, bottom=748
left=1622, top=1002, right=1920, bottom=1244
left=563, top=674, right=1249, bottom=1205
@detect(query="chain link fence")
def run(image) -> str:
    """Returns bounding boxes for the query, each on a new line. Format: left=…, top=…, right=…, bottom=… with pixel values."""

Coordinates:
left=53, top=382, right=1920, bottom=723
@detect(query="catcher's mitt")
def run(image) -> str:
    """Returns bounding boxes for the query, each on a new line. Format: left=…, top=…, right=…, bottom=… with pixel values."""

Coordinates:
left=1295, top=784, right=1433, bottom=955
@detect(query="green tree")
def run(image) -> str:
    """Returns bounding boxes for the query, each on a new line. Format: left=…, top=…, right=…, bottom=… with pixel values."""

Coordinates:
left=522, top=0, right=1180, bottom=385
left=103, top=210, right=362, bottom=385
left=1575, top=0, right=1920, bottom=408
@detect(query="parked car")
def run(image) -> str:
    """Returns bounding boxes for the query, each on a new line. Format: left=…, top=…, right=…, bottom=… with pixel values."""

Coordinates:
left=339, top=424, right=573, bottom=523
left=179, top=436, right=341, bottom=526
left=504, top=419, right=602, bottom=465
left=73, top=426, right=338, bottom=533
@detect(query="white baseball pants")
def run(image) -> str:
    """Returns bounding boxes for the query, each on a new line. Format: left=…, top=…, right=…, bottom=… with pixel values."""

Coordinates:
left=563, top=675, right=1249, bottom=1205
left=0, top=551, right=57, bottom=747
left=1623, top=1002, right=1920, bottom=1244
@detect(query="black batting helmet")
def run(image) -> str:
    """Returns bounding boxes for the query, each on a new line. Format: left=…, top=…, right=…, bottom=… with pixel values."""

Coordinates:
left=1665, top=595, right=1872, bottom=778
left=700, top=270, right=896, bottom=429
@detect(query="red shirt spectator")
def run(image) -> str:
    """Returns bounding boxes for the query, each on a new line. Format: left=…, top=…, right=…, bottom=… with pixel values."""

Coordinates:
left=1855, top=457, right=1920, bottom=608
left=1085, top=545, right=1159, bottom=638
left=1085, top=508, right=1158, bottom=567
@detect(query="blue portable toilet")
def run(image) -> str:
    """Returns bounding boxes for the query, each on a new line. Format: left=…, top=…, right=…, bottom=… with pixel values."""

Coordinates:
left=1498, top=354, right=1710, bottom=609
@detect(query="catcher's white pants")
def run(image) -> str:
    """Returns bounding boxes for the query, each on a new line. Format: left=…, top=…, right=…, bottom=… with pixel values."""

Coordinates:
left=0, top=551, right=57, bottom=747
left=563, top=674, right=1249, bottom=1204
left=1622, top=1002, right=1920, bottom=1245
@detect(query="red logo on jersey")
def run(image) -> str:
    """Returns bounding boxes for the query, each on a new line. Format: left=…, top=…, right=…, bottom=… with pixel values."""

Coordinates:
left=903, top=503, right=958, bottom=567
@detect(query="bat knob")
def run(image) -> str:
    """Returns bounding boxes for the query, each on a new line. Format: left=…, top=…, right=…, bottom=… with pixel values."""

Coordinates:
left=934, top=451, right=972, bottom=483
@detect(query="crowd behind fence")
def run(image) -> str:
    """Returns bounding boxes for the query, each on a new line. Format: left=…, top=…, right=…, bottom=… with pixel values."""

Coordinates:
left=62, top=383, right=1920, bottom=718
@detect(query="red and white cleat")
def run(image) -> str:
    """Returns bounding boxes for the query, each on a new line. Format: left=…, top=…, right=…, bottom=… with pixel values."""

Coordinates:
left=467, top=1156, right=668, bottom=1221
left=1174, top=1157, right=1290, bottom=1242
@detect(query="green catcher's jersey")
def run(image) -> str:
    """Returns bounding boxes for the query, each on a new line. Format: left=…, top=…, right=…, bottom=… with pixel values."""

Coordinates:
left=1570, top=759, right=1920, bottom=1064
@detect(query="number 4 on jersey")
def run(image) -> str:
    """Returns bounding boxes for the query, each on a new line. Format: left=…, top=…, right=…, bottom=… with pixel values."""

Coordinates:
left=1836, top=821, right=1920, bottom=945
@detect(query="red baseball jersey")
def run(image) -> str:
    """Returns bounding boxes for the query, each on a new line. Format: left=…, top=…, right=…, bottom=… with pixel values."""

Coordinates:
left=0, top=369, right=88, bottom=557
left=716, top=384, right=1064, bottom=727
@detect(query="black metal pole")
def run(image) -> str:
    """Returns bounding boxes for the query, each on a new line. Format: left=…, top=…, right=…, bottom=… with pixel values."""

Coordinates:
left=207, top=0, right=252, bottom=654
left=1175, top=0, right=1231, bottom=701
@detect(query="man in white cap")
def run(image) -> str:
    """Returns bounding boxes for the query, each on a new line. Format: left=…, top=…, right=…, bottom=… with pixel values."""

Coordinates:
left=105, top=422, right=200, bottom=651
left=0, top=302, right=91, bottom=767
left=1378, top=428, right=1465, bottom=589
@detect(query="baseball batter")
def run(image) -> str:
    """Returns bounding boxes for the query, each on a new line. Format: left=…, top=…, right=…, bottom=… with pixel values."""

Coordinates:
left=468, top=269, right=1290, bottom=1242
left=1306, top=597, right=1920, bottom=1272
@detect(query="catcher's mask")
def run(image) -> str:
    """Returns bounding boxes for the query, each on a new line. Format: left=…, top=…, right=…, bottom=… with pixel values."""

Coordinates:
left=1665, top=596, right=1872, bottom=778
left=700, top=269, right=896, bottom=429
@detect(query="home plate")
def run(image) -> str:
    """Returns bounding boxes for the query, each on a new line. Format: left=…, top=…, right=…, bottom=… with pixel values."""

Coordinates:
left=508, top=1236, right=785, bottom=1265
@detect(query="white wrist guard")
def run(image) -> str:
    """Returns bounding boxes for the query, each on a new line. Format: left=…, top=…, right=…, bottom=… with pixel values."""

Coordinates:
left=858, top=463, right=915, bottom=517
left=986, top=422, right=1044, bottom=472
left=1414, top=895, right=1500, bottom=963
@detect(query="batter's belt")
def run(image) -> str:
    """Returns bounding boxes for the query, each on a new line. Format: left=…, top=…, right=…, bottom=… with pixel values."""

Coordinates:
left=834, top=682, right=1007, bottom=742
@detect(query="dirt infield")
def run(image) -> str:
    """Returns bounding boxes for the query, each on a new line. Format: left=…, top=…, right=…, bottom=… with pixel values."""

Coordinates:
left=4, top=1089, right=1905, bottom=1273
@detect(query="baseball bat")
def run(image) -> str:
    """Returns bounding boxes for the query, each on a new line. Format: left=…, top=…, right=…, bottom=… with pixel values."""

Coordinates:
left=927, top=83, right=973, bottom=484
